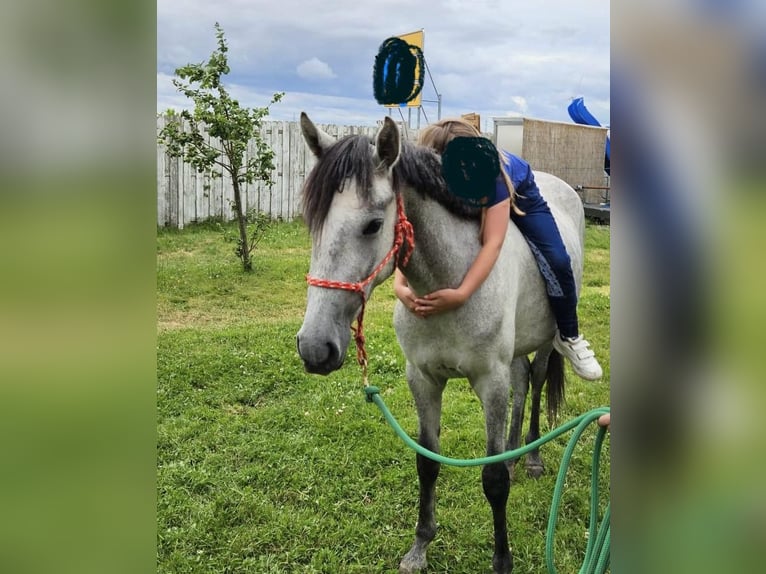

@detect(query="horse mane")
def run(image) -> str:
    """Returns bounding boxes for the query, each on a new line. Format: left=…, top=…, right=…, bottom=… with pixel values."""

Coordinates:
left=301, top=135, right=480, bottom=235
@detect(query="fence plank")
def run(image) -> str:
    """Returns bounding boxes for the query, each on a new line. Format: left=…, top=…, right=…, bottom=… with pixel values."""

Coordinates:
left=169, top=155, right=180, bottom=228
left=271, top=122, right=283, bottom=219
left=157, top=115, right=168, bottom=227
left=260, top=124, right=273, bottom=215
left=288, top=121, right=301, bottom=221
left=194, top=165, right=207, bottom=222
left=281, top=120, right=290, bottom=219
left=182, top=121, right=197, bottom=225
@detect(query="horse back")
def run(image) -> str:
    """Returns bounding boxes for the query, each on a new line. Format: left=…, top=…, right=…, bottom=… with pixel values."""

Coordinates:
left=533, top=171, right=586, bottom=288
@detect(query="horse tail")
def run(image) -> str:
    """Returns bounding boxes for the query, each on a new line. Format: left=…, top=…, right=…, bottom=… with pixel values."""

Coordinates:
left=546, top=348, right=566, bottom=424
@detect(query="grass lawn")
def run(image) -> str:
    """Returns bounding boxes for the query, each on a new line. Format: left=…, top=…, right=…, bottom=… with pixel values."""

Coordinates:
left=157, top=218, right=610, bottom=573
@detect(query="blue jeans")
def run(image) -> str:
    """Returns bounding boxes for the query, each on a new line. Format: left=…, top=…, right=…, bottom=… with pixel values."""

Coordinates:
left=512, top=172, right=579, bottom=338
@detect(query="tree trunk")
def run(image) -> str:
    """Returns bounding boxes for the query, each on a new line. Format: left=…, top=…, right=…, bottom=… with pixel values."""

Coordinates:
left=231, top=177, right=252, bottom=271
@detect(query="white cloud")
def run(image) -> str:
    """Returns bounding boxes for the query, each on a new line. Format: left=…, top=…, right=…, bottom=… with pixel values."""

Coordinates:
left=296, top=57, right=337, bottom=80
left=509, top=96, right=529, bottom=114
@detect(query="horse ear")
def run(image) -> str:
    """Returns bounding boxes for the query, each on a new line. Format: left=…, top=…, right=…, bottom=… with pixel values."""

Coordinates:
left=300, top=112, right=335, bottom=158
left=374, top=116, right=400, bottom=171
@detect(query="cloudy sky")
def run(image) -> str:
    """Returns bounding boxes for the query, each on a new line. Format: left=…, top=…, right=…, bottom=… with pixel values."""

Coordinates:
left=157, top=0, right=610, bottom=130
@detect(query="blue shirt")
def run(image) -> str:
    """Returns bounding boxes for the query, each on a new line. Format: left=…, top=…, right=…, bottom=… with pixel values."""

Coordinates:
left=486, top=150, right=533, bottom=207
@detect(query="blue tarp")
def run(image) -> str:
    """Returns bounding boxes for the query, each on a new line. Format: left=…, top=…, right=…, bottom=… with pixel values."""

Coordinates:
left=567, top=97, right=610, bottom=175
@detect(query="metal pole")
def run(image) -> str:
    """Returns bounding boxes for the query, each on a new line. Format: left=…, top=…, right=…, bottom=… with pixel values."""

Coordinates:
left=424, top=56, right=441, bottom=122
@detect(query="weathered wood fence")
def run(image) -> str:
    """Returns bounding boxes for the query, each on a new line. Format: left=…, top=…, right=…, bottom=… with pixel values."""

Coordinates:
left=156, top=115, right=419, bottom=228
left=157, top=114, right=606, bottom=228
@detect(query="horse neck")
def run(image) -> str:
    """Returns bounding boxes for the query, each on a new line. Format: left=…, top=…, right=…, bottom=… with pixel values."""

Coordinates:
left=399, top=186, right=480, bottom=295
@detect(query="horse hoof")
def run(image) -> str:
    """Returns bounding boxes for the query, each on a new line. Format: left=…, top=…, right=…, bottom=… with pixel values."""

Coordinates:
left=399, top=549, right=427, bottom=573
left=526, top=462, right=544, bottom=479
left=492, top=553, right=513, bottom=574
left=399, top=561, right=426, bottom=574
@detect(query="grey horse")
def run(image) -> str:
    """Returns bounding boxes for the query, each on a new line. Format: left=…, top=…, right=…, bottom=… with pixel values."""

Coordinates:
left=296, top=113, right=585, bottom=574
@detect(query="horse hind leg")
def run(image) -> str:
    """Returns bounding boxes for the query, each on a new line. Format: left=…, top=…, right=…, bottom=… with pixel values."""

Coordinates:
left=399, top=364, right=445, bottom=574
left=525, top=344, right=565, bottom=478
left=505, top=356, right=531, bottom=481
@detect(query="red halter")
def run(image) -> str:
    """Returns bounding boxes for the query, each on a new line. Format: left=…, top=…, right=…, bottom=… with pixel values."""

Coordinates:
left=305, top=193, right=414, bottom=376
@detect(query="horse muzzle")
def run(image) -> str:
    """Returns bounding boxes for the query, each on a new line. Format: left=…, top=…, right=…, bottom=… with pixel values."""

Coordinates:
left=296, top=327, right=349, bottom=375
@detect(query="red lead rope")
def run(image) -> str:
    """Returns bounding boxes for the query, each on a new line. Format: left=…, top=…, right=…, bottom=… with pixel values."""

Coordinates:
left=306, top=194, right=414, bottom=383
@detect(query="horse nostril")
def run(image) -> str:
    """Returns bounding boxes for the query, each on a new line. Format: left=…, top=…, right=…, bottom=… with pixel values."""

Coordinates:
left=325, top=341, right=339, bottom=366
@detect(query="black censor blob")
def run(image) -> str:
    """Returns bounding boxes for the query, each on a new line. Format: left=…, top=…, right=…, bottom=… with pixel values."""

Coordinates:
left=373, top=37, right=425, bottom=105
left=440, top=137, right=501, bottom=207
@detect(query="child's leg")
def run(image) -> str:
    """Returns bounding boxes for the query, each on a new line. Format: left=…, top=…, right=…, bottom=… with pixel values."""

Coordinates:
left=513, top=185, right=602, bottom=380
left=512, top=192, right=579, bottom=338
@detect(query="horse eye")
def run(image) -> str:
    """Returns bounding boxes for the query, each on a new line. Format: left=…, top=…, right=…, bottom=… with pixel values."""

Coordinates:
left=362, top=219, right=384, bottom=236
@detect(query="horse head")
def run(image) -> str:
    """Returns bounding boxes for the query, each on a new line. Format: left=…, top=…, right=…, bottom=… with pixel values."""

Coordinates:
left=296, top=113, right=403, bottom=375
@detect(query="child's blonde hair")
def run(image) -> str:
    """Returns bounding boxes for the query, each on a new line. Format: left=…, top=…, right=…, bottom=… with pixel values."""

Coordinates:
left=417, top=118, right=523, bottom=216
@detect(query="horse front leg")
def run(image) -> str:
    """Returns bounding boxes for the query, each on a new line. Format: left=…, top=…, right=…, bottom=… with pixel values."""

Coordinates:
left=399, top=363, right=445, bottom=574
left=476, top=372, right=513, bottom=574
left=506, top=356, right=531, bottom=481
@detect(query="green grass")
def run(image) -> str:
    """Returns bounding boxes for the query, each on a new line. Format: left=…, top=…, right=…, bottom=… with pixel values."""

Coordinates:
left=157, top=220, right=610, bottom=573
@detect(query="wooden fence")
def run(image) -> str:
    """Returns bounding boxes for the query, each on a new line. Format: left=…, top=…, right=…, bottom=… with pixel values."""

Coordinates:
left=156, top=115, right=419, bottom=228
left=157, top=115, right=605, bottom=228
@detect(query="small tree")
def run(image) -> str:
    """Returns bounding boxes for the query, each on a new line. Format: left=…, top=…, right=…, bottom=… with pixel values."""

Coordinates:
left=158, top=23, right=284, bottom=271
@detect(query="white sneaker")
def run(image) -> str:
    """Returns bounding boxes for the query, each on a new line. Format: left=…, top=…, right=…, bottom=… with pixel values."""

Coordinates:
left=552, top=332, right=603, bottom=381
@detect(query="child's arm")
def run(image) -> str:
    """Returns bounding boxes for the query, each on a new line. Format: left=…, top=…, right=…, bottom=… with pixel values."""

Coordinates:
left=414, top=198, right=510, bottom=315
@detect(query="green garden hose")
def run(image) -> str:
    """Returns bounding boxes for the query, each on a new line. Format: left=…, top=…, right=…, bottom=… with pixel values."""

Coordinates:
left=363, top=385, right=610, bottom=574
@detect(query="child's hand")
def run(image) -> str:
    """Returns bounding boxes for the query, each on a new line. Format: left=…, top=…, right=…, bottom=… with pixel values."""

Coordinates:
left=395, top=283, right=426, bottom=318
left=414, top=289, right=467, bottom=316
